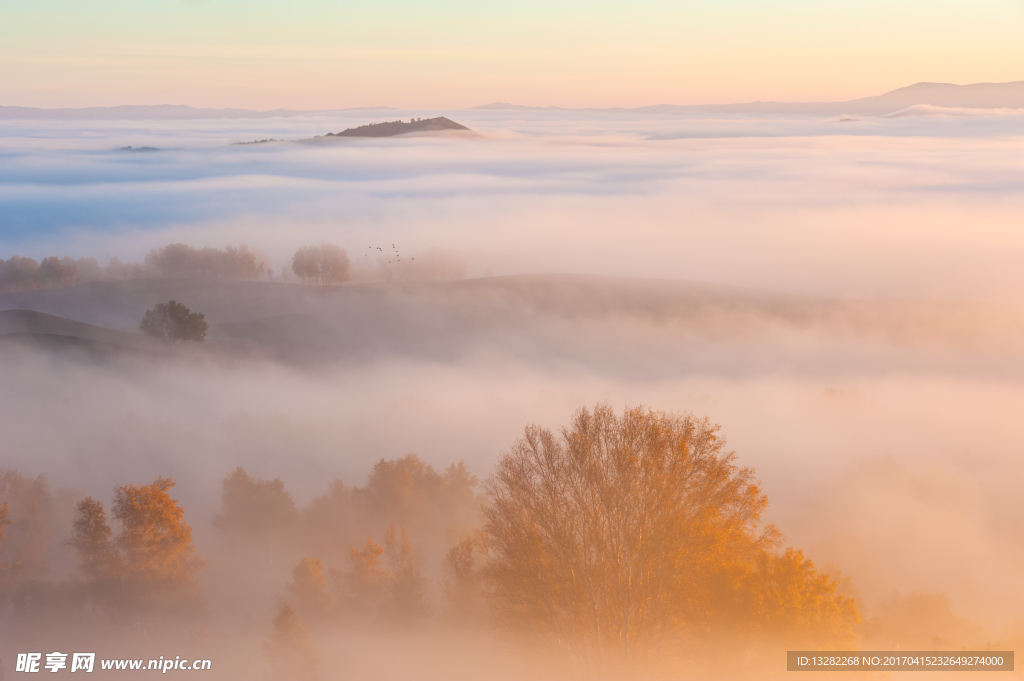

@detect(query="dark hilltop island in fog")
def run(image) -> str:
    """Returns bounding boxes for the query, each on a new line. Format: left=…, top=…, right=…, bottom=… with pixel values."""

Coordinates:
left=233, top=116, right=475, bottom=145
left=320, top=116, right=471, bottom=138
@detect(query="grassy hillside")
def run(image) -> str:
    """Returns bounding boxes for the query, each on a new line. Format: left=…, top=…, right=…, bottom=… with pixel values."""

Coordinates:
left=1, top=275, right=1020, bottom=373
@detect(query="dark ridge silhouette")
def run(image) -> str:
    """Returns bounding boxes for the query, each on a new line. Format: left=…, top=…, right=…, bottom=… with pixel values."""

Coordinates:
left=0, top=331, right=172, bottom=361
left=0, top=309, right=179, bottom=362
left=0, top=309, right=144, bottom=346
left=0, top=308, right=251, bottom=360
left=322, top=116, right=471, bottom=138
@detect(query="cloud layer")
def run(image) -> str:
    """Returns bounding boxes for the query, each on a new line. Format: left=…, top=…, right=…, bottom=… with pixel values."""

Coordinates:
left=4, top=110, right=1024, bottom=298
left=3, top=111, right=1024, bottom=651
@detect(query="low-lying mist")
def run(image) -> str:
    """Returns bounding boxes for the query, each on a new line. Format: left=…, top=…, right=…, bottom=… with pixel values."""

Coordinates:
left=2, top=110, right=1024, bottom=678
left=2, top=275, right=1023, bottom=679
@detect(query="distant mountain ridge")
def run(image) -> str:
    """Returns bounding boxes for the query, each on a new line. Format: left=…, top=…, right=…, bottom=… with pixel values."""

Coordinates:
left=4, top=81, right=1024, bottom=120
left=476, top=81, right=1024, bottom=116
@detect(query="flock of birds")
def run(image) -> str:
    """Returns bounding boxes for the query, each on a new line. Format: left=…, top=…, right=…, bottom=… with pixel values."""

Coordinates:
left=366, top=243, right=412, bottom=264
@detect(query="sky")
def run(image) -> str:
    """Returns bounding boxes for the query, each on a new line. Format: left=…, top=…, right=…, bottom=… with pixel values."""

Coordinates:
left=1, top=0, right=1023, bottom=109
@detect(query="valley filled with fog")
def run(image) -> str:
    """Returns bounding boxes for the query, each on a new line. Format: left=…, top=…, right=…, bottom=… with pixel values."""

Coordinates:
left=2, top=109, right=1024, bottom=678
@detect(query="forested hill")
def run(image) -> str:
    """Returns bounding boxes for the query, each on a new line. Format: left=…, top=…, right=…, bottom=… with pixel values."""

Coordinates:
left=323, top=116, right=470, bottom=137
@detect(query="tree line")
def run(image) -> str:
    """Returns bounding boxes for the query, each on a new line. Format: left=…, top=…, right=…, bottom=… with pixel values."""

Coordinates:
left=0, top=244, right=269, bottom=293
left=1, top=241, right=468, bottom=293
left=259, top=406, right=861, bottom=678
left=1, top=405, right=987, bottom=678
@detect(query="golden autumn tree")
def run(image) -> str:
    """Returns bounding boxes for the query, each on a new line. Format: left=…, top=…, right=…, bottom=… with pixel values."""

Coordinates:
left=341, top=538, right=388, bottom=612
left=287, top=557, right=333, bottom=619
left=336, top=526, right=426, bottom=621
left=481, top=404, right=857, bottom=655
left=112, top=477, right=204, bottom=601
left=742, top=548, right=859, bottom=647
left=265, top=605, right=319, bottom=681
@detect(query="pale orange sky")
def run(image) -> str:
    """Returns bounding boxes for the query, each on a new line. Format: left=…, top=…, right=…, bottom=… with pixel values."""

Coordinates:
left=1, top=0, right=1023, bottom=109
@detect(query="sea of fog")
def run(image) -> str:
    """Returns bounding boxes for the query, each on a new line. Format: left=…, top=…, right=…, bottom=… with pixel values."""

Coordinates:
left=3, top=108, right=1024, bottom=298
left=2, top=108, right=1024, bottom=653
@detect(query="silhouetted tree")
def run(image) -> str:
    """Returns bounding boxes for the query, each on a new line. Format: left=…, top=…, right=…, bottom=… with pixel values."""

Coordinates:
left=68, top=497, right=120, bottom=582
left=213, top=468, right=296, bottom=537
left=265, top=606, right=319, bottom=681
left=139, top=300, right=208, bottom=342
left=0, top=255, right=39, bottom=292
left=0, top=502, right=10, bottom=594
left=443, top=536, right=483, bottom=623
left=37, top=256, right=79, bottom=289
left=74, top=256, right=103, bottom=283
left=101, top=256, right=141, bottom=281
left=0, top=503, right=9, bottom=545
left=0, top=469, right=52, bottom=584
left=0, top=254, right=133, bottom=291
left=356, top=455, right=479, bottom=543
left=291, top=244, right=350, bottom=285
left=299, top=480, right=353, bottom=556
left=144, top=243, right=266, bottom=280
left=384, top=525, right=427, bottom=619
left=287, top=557, right=333, bottom=619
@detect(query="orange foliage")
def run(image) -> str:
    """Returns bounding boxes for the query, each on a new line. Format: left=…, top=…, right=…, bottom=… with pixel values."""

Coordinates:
left=287, top=557, right=333, bottom=619
left=742, top=548, right=860, bottom=647
left=335, top=526, right=427, bottom=621
left=482, top=404, right=858, bottom=654
left=265, top=605, right=319, bottom=681
left=112, top=477, right=204, bottom=587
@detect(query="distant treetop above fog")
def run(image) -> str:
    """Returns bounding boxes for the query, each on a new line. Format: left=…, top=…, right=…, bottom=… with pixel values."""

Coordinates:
left=291, top=244, right=350, bottom=286
left=139, top=300, right=208, bottom=343
left=0, top=243, right=271, bottom=293
left=145, top=243, right=267, bottom=280
left=0, top=240, right=468, bottom=295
